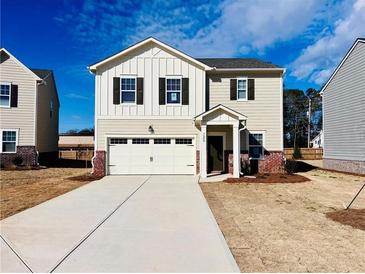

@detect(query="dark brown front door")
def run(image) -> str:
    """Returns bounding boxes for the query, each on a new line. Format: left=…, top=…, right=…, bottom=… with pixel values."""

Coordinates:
left=207, top=136, right=224, bottom=173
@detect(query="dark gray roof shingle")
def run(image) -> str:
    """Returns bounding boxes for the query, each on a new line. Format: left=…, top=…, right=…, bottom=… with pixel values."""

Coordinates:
left=196, top=58, right=279, bottom=69
left=30, top=69, right=53, bottom=79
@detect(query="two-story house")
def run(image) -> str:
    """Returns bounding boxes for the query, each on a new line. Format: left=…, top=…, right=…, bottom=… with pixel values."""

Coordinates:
left=0, top=48, right=59, bottom=166
left=88, top=38, right=284, bottom=178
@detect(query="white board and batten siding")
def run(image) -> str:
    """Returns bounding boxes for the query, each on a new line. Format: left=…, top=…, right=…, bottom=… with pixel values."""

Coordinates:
left=323, top=41, right=365, bottom=161
left=0, top=54, right=37, bottom=146
left=95, top=43, right=206, bottom=151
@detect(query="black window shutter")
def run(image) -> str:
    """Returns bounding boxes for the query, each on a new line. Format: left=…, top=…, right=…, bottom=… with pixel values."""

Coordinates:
left=230, top=79, right=237, bottom=100
left=11, top=84, right=18, bottom=107
left=113, top=77, right=120, bottom=104
left=248, top=79, right=255, bottom=100
left=137, top=77, right=143, bottom=105
left=182, top=78, right=189, bottom=105
left=159, top=78, right=165, bottom=105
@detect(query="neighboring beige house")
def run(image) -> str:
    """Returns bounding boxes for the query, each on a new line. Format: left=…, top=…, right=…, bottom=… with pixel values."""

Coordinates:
left=321, top=38, right=365, bottom=174
left=89, top=37, right=284, bottom=177
left=310, top=130, right=323, bottom=148
left=0, top=48, right=59, bottom=166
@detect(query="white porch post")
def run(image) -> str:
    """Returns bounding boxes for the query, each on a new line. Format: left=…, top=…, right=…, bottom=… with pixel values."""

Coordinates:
left=200, top=124, right=207, bottom=178
left=232, top=123, right=240, bottom=178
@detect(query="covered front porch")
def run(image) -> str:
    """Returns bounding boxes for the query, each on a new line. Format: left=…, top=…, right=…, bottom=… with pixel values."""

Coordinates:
left=195, top=105, right=247, bottom=178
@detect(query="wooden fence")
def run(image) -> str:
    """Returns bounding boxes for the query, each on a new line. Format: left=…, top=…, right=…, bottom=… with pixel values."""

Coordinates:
left=59, top=150, right=94, bottom=161
left=284, top=148, right=323, bottom=160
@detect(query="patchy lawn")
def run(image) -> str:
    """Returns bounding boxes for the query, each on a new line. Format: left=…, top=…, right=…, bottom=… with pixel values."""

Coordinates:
left=200, top=169, right=365, bottom=272
left=0, top=168, right=98, bottom=220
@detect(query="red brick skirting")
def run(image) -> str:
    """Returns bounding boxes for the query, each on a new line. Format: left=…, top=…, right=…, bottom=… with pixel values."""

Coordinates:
left=0, top=146, right=37, bottom=167
left=196, top=150, right=200, bottom=175
left=92, top=150, right=106, bottom=177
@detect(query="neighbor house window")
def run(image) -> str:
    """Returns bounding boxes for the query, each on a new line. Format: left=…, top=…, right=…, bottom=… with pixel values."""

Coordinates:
left=0, top=83, right=11, bottom=107
left=249, top=133, right=264, bottom=159
left=50, top=100, right=54, bottom=118
left=237, top=78, right=247, bottom=100
left=121, top=77, right=136, bottom=103
left=1, top=130, right=17, bottom=153
left=166, top=78, right=181, bottom=104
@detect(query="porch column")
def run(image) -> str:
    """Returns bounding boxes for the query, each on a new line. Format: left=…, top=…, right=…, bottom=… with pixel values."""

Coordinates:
left=200, top=124, right=207, bottom=178
left=232, top=123, right=240, bottom=178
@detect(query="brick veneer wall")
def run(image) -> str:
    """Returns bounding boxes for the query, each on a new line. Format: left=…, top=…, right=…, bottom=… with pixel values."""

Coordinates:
left=226, top=150, right=285, bottom=174
left=196, top=150, right=200, bottom=175
left=0, top=146, right=37, bottom=167
left=323, top=158, right=365, bottom=175
left=92, top=150, right=106, bottom=177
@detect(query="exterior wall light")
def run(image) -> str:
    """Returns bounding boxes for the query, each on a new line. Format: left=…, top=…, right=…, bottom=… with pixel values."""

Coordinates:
left=148, top=125, right=154, bottom=134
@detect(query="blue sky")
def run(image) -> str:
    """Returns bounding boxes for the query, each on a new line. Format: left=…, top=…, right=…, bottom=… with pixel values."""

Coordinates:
left=2, top=0, right=365, bottom=132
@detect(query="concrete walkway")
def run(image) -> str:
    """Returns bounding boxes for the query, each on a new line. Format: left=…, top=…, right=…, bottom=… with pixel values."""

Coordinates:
left=0, top=175, right=239, bottom=273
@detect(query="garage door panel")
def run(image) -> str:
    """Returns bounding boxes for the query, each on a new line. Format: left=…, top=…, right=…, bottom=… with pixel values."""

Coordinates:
left=108, top=137, right=195, bottom=175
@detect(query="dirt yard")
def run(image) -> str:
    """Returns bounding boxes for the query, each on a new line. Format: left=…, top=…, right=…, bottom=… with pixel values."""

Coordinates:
left=0, top=168, right=95, bottom=220
left=200, top=169, right=365, bottom=272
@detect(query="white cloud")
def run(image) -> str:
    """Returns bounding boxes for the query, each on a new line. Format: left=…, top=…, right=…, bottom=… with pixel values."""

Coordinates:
left=66, top=92, right=89, bottom=100
left=290, top=0, right=365, bottom=85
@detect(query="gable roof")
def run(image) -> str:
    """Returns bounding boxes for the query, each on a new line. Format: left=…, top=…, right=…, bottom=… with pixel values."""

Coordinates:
left=194, top=104, right=247, bottom=121
left=31, top=68, right=60, bottom=106
left=320, top=38, right=365, bottom=94
left=88, top=37, right=211, bottom=72
left=196, top=58, right=282, bottom=70
left=0, top=48, right=42, bottom=81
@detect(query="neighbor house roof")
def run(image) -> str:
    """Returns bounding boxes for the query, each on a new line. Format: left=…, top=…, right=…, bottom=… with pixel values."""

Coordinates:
left=88, top=37, right=211, bottom=72
left=320, top=38, right=365, bottom=94
left=196, top=58, right=281, bottom=69
left=31, top=68, right=60, bottom=106
left=0, top=48, right=42, bottom=81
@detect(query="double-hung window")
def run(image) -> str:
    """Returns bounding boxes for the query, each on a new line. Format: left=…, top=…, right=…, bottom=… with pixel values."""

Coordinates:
left=249, top=132, right=264, bottom=159
left=166, top=77, right=181, bottom=104
left=121, top=77, right=136, bottom=104
left=237, top=78, right=247, bottom=100
left=0, top=83, right=11, bottom=108
left=1, top=130, right=17, bottom=153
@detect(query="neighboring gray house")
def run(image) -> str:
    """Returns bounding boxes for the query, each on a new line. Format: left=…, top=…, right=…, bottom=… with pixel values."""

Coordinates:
left=321, top=38, right=365, bottom=174
left=0, top=48, right=60, bottom=166
left=88, top=37, right=284, bottom=177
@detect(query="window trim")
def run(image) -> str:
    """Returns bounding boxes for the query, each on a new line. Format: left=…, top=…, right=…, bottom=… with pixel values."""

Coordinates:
left=0, top=82, right=11, bottom=108
left=165, top=76, right=182, bottom=105
left=248, top=131, right=265, bottom=160
left=236, top=77, right=248, bottom=101
left=0, top=129, right=19, bottom=153
left=120, top=75, right=137, bottom=105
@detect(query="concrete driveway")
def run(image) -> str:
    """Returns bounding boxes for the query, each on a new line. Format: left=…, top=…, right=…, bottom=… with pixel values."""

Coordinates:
left=0, top=175, right=239, bottom=273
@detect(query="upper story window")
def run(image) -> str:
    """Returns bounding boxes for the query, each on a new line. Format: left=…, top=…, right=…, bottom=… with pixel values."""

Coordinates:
left=121, top=77, right=136, bottom=104
left=1, top=130, right=17, bottom=153
left=237, top=78, right=247, bottom=100
left=249, top=132, right=264, bottom=159
left=166, top=77, right=181, bottom=104
left=0, top=83, right=11, bottom=108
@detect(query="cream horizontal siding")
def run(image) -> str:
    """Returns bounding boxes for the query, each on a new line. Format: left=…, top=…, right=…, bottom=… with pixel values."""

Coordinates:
left=0, top=56, right=36, bottom=146
left=207, top=72, right=283, bottom=151
left=96, top=119, right=200, bottom=150
left=323, top=42, right=365, bottom=161
left=36, top=75, right=59, bottom=153
left=96, top=42, right=205, bottom=119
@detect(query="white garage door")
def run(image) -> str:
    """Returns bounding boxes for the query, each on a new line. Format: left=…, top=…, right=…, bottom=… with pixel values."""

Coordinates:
left=108, top=137, right=195, bottom=175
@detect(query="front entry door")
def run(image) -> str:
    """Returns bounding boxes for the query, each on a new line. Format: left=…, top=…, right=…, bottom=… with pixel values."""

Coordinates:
left=207, top=136, right=224, bottom=173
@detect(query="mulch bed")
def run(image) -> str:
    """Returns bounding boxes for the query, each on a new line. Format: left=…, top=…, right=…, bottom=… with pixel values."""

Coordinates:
left=326, top=209, right=365, bottom=231
left=224, top=173, right=310, bottom=184
left=68, top=174, right=103, bottom=182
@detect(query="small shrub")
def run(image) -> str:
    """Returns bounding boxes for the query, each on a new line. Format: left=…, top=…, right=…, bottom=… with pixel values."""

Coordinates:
left=285, top=160, right=298, bottom=174
left=12, top=156, right=23, bottom=166
left=292, top=146, right=302, bottom=159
